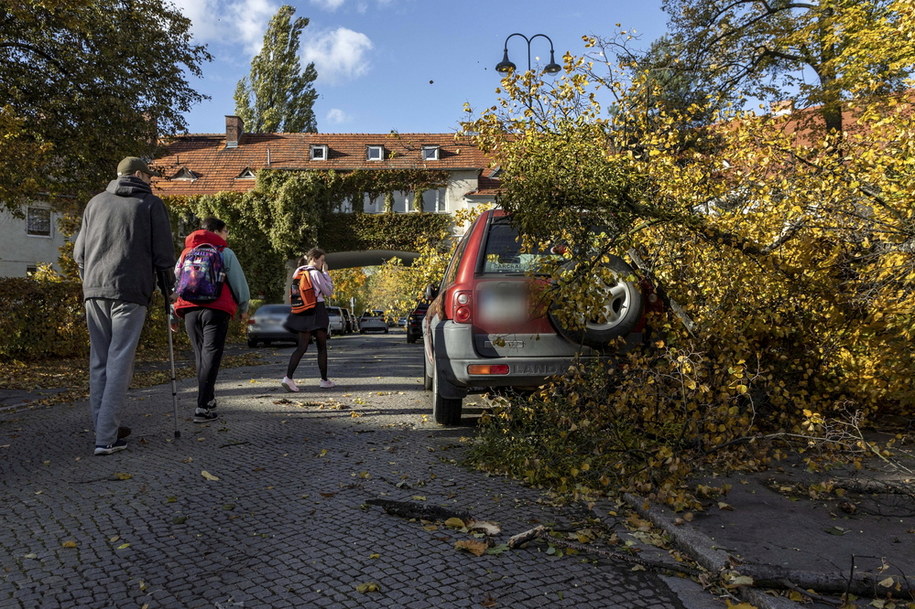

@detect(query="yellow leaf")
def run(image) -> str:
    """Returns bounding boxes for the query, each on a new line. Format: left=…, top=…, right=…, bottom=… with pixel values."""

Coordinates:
left=117, top=543, right=131, bottom=550
left=878, top=577, right=896, bottom=588
left=61, top=540, right=78, bottom=548
left=454, top=539, right=489, bottom=556
left=109, top=535, right=120, bottom=543
left=355, top=582, right=381, bottom=593
left=200, top=470, right=220, bottom=481
left=113, top=472, right=133, bottom=480
left=444, top=517, right=466, bottom=529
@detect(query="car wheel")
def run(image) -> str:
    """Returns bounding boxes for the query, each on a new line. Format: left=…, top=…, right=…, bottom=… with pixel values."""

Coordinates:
left=406, top=333, right=415, bottom=344
left=384, top=328, right=389, bottom=334
left=247, top=338, right=258, bottom=348
left=549, top=255, right=644, bottom=350
left=264, top=340, right=272, bottom=346
left=422, top=351, right=433, bottom=391
left=360, top=329, right=366, bottom=334
left=432, top=363, right=462, bottom=425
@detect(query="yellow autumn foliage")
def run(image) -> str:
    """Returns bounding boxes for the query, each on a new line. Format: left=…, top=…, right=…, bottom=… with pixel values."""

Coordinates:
left=465, top=4, right=914, bottom=503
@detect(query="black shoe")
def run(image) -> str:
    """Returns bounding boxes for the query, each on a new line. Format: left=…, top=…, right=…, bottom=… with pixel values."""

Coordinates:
left=193, top=408, right=218, bottom=423
left=94, top=439, right=127, bottom=456
left=205, top=399, right=217, bottom=411
left=117, top=426, right=131, bottom=439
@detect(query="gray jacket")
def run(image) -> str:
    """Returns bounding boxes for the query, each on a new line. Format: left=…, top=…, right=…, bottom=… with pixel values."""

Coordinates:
left=74, top=176, right=175, bottom=305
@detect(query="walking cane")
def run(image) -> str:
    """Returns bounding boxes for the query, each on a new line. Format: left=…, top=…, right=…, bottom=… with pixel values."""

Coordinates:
left=158, top=269, right=181, bottom=439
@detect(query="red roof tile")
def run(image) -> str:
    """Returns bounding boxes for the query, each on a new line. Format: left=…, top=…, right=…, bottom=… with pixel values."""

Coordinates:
left=152, top=132, right=497, bottom=197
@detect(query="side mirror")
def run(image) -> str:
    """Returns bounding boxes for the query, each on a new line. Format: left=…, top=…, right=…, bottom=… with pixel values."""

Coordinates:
left=424, top=283, right=439, bottom=301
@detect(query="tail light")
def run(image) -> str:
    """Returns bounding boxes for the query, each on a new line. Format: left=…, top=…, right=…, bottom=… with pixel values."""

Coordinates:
left=453, top=290, right=473, bottom=324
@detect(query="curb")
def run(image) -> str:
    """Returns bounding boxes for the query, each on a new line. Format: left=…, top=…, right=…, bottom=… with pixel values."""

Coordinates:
left=620, top=493, right=806, bottom=609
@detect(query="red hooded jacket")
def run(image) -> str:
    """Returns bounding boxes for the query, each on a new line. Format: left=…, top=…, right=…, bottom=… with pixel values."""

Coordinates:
left=173, top=230, right=238, bottom=318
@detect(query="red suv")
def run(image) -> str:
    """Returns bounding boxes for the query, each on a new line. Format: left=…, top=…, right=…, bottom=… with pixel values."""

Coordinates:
left=422, top=209, right=659, bottom=425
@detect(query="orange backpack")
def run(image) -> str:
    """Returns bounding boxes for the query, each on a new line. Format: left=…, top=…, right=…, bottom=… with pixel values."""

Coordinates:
left=290, top=267, right=317, bottom=314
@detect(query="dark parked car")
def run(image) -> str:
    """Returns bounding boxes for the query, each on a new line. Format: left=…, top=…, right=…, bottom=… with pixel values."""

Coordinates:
left=246, top=304, right=297, bottom=347
left=341, top=308, right=357, bottom=333
left=406, top=302, right=428, bottom=343
left=422, top=209, right=661, bottom=425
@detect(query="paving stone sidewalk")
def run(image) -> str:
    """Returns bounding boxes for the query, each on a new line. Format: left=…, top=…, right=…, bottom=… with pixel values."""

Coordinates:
left=0, top=335, right=720, bottom=609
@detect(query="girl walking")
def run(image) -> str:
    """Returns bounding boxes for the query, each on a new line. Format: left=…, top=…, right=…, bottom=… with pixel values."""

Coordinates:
left=282, top=248, right=336, bottom=391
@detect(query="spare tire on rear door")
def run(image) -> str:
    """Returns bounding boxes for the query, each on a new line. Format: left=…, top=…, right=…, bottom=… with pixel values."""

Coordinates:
left=548, top=255, right=643, bottom=350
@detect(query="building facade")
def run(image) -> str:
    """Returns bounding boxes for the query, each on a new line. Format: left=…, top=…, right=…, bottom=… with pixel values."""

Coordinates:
left=0, top=203, right=68, bottom=277
left=153, top=116, right=499, bottom=219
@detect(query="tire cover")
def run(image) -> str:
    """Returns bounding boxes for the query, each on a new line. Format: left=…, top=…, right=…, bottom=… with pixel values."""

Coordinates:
left=548, top=254, right=643, bottom=349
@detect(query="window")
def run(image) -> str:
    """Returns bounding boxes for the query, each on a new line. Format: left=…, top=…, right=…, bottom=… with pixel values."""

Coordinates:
left=173, top=168, right=199, bottom=181
left=310, top=144, right=328, bottom=160
left=236, top=168, right=256, bottom=179
left=421, top=188, right=446, bottom=213
left=367, top=145, right=384, bottom=161
left=421, top=145, right=440, bottom=161
left=27, top=207, right=52, bottom=237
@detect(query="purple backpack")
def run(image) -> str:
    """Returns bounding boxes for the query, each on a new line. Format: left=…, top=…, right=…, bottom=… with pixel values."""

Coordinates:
left=175, top=243, right=226, bottom=303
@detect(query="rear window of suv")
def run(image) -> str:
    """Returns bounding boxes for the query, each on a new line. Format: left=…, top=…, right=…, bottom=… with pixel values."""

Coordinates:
left=480, top=219, right=557, bottom=274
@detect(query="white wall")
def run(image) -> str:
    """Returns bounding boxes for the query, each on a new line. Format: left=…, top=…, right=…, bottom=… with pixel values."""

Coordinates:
left=0, top=204, right=69, bottom=277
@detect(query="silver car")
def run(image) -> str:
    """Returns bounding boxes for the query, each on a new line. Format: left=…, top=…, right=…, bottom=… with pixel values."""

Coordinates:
left=359, top=310, right=388, bottom=334
left=246, top=304, right=297, bottom=347
left=326, top=305, right=345, bottom=335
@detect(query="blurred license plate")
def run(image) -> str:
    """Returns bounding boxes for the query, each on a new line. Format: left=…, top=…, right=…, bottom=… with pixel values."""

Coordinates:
left=478, top=288, right=527, bottom=324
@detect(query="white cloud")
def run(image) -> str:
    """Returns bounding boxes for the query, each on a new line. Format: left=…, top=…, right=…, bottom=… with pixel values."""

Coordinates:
left=310, top=0, right=346, bottom=10
left=171, top=0, right=280, bottom=54
left=301, top=28, right=373, bottom=84
left=326, top=108, right=351, bottom=125
left=309, top=0, right=394, bottom=11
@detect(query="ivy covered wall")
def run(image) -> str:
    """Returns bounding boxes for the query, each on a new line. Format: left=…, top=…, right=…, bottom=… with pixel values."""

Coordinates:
left=164, top=169, right=457, bottom=301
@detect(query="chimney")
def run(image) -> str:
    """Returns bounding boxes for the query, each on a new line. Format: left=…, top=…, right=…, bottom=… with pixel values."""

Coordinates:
left=225, top=115, right=244, bottom=148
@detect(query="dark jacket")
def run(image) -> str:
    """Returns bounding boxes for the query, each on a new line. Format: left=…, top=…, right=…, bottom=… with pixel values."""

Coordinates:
left=173, top=230, right=250, bottom=318
left=74, top=176, right=175, bottom=305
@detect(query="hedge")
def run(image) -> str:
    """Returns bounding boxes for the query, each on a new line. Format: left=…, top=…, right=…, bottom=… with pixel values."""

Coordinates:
left=0, top=278, right=247, bottom=362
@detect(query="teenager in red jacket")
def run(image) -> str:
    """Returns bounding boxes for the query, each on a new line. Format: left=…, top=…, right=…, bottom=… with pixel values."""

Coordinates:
left=173, top=217, right=250, bottom=423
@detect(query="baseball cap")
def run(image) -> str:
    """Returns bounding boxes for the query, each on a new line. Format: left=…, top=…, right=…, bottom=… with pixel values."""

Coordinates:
left=117, top=157, right=162, bottom=177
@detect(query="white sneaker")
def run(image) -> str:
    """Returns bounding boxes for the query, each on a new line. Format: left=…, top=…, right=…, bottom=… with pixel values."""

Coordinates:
left=319, top=379, right=336, bottom=389
left=282, top=377, right=300, bottom=392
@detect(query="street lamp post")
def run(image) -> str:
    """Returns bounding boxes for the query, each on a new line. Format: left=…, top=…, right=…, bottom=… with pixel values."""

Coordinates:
left=495, top=33, right=562, bottom=75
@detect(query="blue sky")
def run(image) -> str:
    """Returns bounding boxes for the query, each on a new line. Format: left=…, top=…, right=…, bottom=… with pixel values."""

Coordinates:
left=172, top=0, right=670, bottom=135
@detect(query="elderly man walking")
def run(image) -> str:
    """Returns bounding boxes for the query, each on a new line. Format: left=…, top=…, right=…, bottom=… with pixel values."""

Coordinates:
left=74, top=157, right=176, bottom=456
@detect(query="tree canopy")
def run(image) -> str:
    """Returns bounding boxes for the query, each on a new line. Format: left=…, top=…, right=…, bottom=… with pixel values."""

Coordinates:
left=465, top=1, right=915, bottom=503
left=661, top=0, right=915, bottom=131
left=0, top=0, right=211, bottom=213
left=233, top=4, right=319, bottom=134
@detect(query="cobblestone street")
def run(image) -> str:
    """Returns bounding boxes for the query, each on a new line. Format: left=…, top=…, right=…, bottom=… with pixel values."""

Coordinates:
left=1, top=332, right=717, bottom=609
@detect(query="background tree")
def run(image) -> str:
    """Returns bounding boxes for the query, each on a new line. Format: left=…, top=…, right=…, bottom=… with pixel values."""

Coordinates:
left=661, top=0, right=914, bottom=132
left=234, top=4, right=318, bottom=133
left=0, top=0, right=211, bottom=213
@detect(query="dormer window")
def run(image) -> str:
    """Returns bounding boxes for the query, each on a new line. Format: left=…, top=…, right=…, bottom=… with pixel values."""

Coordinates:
left=421, top=145, right=440, bottom=161
left=366, top=145, right=384, bottom=161
left=310, top=144, right=328, bottom=160
left=173, top=168, right=199, bottom=181
left=236, top=168, right=256, bottom=179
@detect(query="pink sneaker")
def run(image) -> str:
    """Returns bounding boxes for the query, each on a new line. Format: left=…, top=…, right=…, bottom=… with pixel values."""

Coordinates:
left=282, top=377, right=300, bottom=392
left=319, top=379, right=336, bottom=389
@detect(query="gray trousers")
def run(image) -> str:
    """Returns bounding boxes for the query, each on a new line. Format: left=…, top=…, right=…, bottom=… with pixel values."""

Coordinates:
left=85, top=298, right=147, bottom=446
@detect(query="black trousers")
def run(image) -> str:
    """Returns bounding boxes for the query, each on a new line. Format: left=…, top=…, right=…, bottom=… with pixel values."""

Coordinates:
left=183, top=308, right=230, bottom=409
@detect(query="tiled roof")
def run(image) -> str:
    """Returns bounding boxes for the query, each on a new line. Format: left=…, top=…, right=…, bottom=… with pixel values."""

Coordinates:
left=152, top=131, right=497, bottom=197
left=466, top=168, right=502, bottom=197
